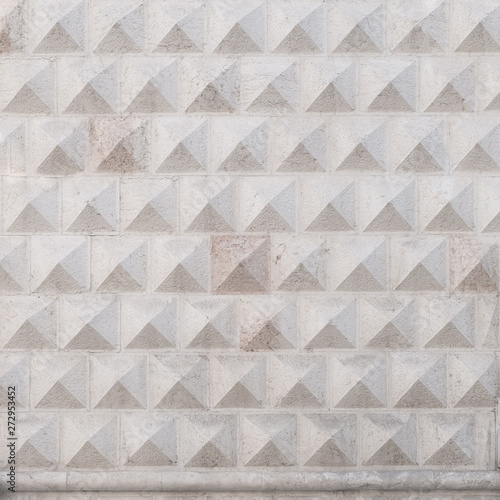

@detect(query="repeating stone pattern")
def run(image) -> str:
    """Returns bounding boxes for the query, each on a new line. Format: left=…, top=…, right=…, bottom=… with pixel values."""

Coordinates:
left=0, top=0, right=499, bottom=487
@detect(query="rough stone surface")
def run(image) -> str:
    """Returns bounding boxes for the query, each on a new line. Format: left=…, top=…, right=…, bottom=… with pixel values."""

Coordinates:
left=0, top=0, right=499, bottom=497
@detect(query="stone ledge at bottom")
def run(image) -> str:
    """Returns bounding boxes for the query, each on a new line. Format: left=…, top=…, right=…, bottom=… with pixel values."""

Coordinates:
left=5, top=471, right=500, bottom=493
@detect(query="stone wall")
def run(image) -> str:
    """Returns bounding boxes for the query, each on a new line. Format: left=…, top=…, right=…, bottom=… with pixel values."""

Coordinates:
left=0, top=0, right=499, bottom=498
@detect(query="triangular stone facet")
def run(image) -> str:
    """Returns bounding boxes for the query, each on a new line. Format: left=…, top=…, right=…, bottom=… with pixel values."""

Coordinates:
left=247, top=84, right=294, bottom=112
left=36, top=263, right=83, bottom=293
left=307, top=83, right=353, bottom=112
left=156, top=264, right=205, bottom=293
left=187, top=204, right=234, bottom=232
left=215, top=381, right=261, bottom=408
left=187, top=83, right=234, bottom=113
left=457, top=143, right=498, bottom=171
left=37, top=145, right=82, bottom=175
left=4, top=84, right=52, bottom=114
left=483, top=212, right=500, bottom=232
left=126, top=204, right=172, bottom=233
left=36, top=381, right=84, bottom=409
left=126, top=323, right=173, bottom=349
left=334, top=24, right=380, bottom=53
left=396, top=263, right=443, bottom=291
left=306, top=323, right=354, bottom=349
left=455, top=380, right=496, bottom=407
left=156, top=381, right=204, bottom=409
left=305, top=439, right=354, bottom=467
left=364, top=439, right=415, bottom=466
left=395, top=380, right=444, bottom=408
left=125, top=81, right=175, bottom=113
left=17, top=441, right=52, bottom=468
left=337, top=264, right=384, bottom=291
left=336, top=381, right=384, bottom=408
left=366, top=322, right=412, bottom=349
left=338, top=143, right=383, bottom=171
left=425, top=439, right=473, bottom=466
left=244, top=322, right=294, bottom=351
left=397, top=142, right=443, bottom=172
left=247, top=203, right=294, bottom=232
left=66, top=324, right=114, bottom=350
left=485, top=92, right=500, bottom=111
left=395, top=25, right=442, bottom=52
left=6, top=321, right=53, bottom=349
left=216, top=23, right=261, bottom=53
left=67, top=441, right=112, bottom=468
left=188, top=322, right=232, bottom=349
left=306, top=203, right=353, bottom=231
left=34, top=22, right=81, bottom=53
left=97, top=140, right=142, bottom=174
left=279, top=382, right=323, bottom=407
left=247, top=441, right=294, bottom=466
left=456, top=23, right=500, bottom=52
left=97, top=263, right=142, bottom=292
left=425, top=203, right=471, bottom=232
left=425, top=82, right=472, bottom=112
left=456, top=262, right=497, bottom=292
left=426, top=321, right=473, bottom=348
left=369, top=82, right=413, bottom=112
left=219, top=142, right=264, bottom=172
left=95, top=381, right=143, bottom=409
left=127, top=440, right=173, bottom=466
left=186, top=441, right=233, bottom=467
left=274, top=24, right=320, bottom=53
left=64, top=83, right=115, bottom=114
left=278, top=263, right=324, bottom=291
left=0, top=266, right=23, bottom=292
left=158, top=142, right=204, bottom=172
left=365, top=203, right=413, bottom=232
left=278, top=142, right=324, bottom=172
left=217, top=262, right=267, bottom=294
left=8, top=204, right=56, bottom=233
left=95, top=23, right=140, bottom=53
left=68, top=204, right=114, bottom=232
left=155, top=24, right=200, bottom=53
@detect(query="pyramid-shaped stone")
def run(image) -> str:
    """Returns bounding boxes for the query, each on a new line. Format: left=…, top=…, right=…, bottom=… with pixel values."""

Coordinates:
left=366, top=323, right=412, bottom=349
left=278, top=263, right=324, bottom=291
left=307, top=83, right=353, bottom=112
left=307, top=204, right=353, bottom=231
left=395, top=380, right=444, bottom=408
left=364, top=439, right=414, bottom=466
left=396, top=263, right=443, bottom=291
left=369, top=82, right=413, bottom=112
left=67, top=441, right=112, bottom=468
left=216, top=23, right=261, bottom=53
left=155, top=24, right=200, bottom=52
left=455, top=380, right=496, bottom=407
left=64, top=83, right=115, bottom=114
left=37, top=145, right=82, bottom=174
left=247, top=84, right=294, bottom=112
left=336, top=381, right=383, bottom=408
left=0, top=266, right=23, bottom=292
left=456, top=23, right=500, bottom=52
left=127, top=204, right=172, bottom=232
left=36, top=381, right=84, bottom=409
left=365, top=203, right=413, bottom=232
left=306, top=323, right=354, bottom=349
left=35, top=22, right=81, bottom=53
left=156, top=264, right=205, bottom=293
left=187, top=204, right=233, bottom=232
left=217, top=262, right=267, bottom=294
left=187, top=83, right=233, bottom=113
left=244, top=321, right=294, bottom=351
left=126, top=81, right=175, bottom=113
left=425, top=322, right=473, bottom=348
left=457, top=143, right=498, bottom=171
left=36, top=263, right=83, bottom=293
left=98, top=263, right=141, bottom=292
left=395, top=25, right=442, bottom=52
left=425, top=82, right=472, bottom=112
left=127, top=440, right=173, bottom=466
left=305, top=439, right=354, bottom=466
left=186, top=441, right=233, bottom=467
left=188, top=322, right=232, bottom=349
left=425, top=203, right=471, bottom=231
left=338, top=143, right=383, bottom=171
left=126, top=323, right=174, bottom=349
left=158, top=142, right=204, bottom=172
left=66, top=324, right=114, bottom=350
left=456, top=262, right=497, bottom=292
left=425, top=439, right=473, bottom=466
left=95, top=381, right=143, bottom=409
left=215, top=381, right=261, bottom=408
left=279, top=382, right=323, bottom=407
left=335, top=24, right=380, bottom=53
left=95, top=23, right=140, bottom=53
left=274, top=24, right=320, bottom=53
left=68, top=204, right=114, bottom=232
left=97, top=140, right=142, bottom=173
left=337, top=264, right=384, bottom=291
left=8, top=204, right=56, bottom=233
left=397, top=142, right=442, bottom=172
left=6, top=321, right=53, bottom=349
left=247, top=441, right=293, bottom=466
left=4, top=84, right=52, bottom=114
left=156, top=381, right=204, bottom=409
left=17, top=441, right=53, bottom=468
left=219, top=142, right=263, bottom=172
left=278, top=143, right=323, bottom=172
left=247, top=204, right=293, bottom=232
